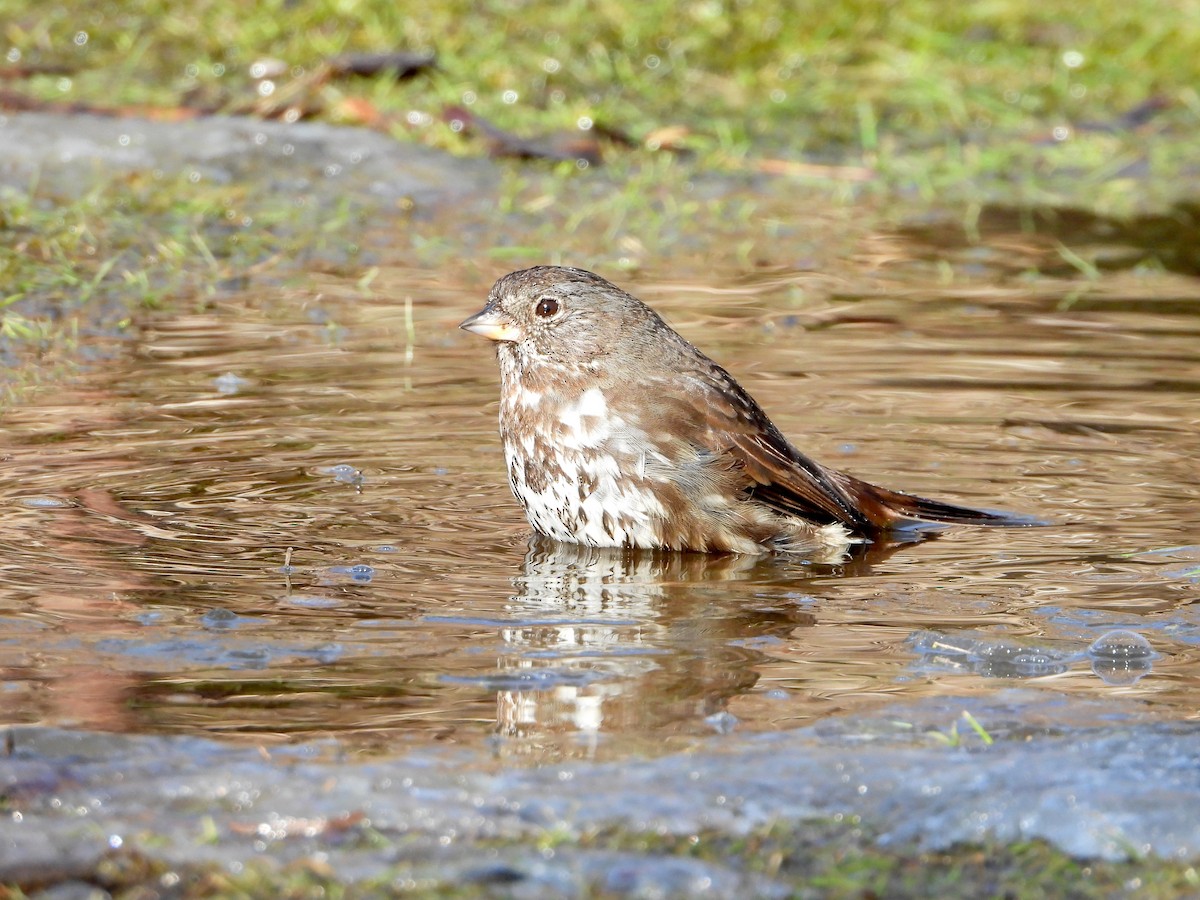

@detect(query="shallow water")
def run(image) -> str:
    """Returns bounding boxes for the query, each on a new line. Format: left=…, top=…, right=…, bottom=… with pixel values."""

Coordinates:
left=1, top=258, right=1198, bottom=764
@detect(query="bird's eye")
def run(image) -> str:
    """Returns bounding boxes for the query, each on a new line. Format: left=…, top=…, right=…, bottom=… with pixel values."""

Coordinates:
left=535, top=297, right=559, bottom=318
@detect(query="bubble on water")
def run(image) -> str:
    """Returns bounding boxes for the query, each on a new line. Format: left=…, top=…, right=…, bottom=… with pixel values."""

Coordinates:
left=214, top=372, right=248, bottom=394
left=202, top=608, right=241, bottom=629
left=286, top=594, right=343, bottom=609
left=316, top=464, right=365, bottom=486
left=74, top=31, right=89, bottom=46
left=908, top=630, right=1080, bottom=678
left=502, top=90, right=518, bottom=104
left=19, top=496, right=74, bottom=509
left=1088, top=630, right=1155, bottom=660
left=1062, top=50, right=1085, bottom=68
left=705, top=711, right=738, bottom=734
left=977, top=641, right=1073, bottom=677
left=1089, top=630, right=1156, bottom=685
left=328, top=564, right=375, bottom=583
left=785, top=592, right=818, bottom=604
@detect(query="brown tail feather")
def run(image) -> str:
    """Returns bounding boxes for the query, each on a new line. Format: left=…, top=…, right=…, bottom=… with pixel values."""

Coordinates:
left=854, top=481, right=1043, bottom=532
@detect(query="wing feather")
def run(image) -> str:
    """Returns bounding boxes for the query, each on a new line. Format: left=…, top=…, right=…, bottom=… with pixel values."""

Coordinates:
left=645, top=358, right=878, bottom=531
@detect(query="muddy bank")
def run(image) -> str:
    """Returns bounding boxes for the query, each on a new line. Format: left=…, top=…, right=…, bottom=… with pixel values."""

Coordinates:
left=0, top=111, right=498, bottom=385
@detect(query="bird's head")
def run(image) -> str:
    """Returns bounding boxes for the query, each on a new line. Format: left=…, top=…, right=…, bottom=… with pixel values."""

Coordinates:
left=460, top=266, right=666, bottom=370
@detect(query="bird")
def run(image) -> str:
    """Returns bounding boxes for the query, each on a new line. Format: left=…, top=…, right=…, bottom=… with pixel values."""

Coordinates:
left=460, top=265, right=1036, bottom=556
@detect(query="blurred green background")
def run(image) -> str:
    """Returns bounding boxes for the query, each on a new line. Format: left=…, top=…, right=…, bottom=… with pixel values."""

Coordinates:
left=3, top=0, right=1197, bottom=170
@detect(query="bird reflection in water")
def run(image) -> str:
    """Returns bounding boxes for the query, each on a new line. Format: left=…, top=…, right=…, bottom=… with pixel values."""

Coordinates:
left=486, top=536, right=914, bottom=759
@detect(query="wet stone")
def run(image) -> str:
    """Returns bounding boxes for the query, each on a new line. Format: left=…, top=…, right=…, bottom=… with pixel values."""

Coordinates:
left=0, top=112, right=497, bottom=210
left=2, top=692, right=1199, bottom=892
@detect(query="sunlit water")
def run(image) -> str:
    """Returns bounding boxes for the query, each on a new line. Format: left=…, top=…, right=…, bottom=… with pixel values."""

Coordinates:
left=2, top=260, right=1198, bottom=763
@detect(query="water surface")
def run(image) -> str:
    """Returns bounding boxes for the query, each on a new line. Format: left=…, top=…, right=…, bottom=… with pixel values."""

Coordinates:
left=2, top=257, right=1197, bottom=762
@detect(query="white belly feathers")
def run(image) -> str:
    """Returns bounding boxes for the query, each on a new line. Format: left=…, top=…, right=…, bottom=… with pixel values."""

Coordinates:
left=503, top=386, right=668, bottom=548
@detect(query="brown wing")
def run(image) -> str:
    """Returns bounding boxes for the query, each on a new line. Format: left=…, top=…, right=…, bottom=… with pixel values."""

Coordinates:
left=661, top=357, right=1029, bottom=533
left=657, top=359, right=880, bottom=533
left=729, top=429, right=878, bottom=531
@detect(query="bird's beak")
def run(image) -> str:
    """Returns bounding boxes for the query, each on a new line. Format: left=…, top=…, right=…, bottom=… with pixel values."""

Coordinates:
left=459, top=306, right=522, bottom=342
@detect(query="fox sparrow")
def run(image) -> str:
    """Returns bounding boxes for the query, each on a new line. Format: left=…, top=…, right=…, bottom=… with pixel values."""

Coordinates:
left=461, top=266, right=1031, bottom=555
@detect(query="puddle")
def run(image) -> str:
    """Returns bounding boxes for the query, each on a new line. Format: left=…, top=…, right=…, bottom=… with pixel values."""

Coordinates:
left=1, top=250, right=1197, bottom=764
left=3, top=111, right=1200, bottom=885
